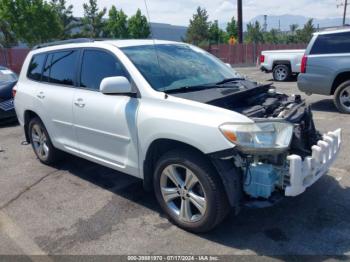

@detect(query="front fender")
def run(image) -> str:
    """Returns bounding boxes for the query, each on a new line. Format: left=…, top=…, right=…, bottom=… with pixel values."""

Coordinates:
left=137, top=95, right=253, bottom=177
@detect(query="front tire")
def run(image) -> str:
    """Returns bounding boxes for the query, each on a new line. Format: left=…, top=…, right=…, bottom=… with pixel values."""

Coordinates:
left=334, top=80, right=350, bottom=114
left=28, top=117, right=61, bottom=165
left=273, top=64, right=291, bottom=82
left=153, top=149, right=229, bottom=233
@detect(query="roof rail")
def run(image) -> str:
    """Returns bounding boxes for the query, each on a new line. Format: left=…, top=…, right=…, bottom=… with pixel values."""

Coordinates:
left=317, top=25, right=350, bottom=32
left=32, top=38, right=94, bottom=50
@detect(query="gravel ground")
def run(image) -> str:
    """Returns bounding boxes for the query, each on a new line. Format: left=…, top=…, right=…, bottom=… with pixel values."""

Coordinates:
left=0, top=67, right=349, bottom=257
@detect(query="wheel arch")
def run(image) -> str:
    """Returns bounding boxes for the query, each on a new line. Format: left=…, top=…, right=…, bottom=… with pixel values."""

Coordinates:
left=142, top=138, right=242, bottom=208
left=143, top=138, right=208, bottom=191
left=23, top=110, right=42, bottom=143
left=273, top=60, right=291, bottom=69
left=331, top=71, right=350, bottom=95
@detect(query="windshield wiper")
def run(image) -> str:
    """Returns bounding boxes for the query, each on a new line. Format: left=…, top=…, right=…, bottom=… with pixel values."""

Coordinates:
left=215, top=77, right=245, bottom=85
left=165, top=85, right=214, bottom=94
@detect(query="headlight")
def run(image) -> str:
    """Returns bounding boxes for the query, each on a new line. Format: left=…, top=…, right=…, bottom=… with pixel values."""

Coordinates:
left=219, top=121, right=294, bottom=154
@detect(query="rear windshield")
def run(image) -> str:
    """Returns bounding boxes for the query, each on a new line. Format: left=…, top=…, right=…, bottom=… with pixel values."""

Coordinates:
left=0, top=68, right=17, bottom=82
left=310, top=32, right=350, bottom=55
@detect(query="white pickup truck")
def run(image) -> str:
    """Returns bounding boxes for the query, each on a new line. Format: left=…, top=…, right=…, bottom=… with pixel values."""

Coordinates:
left=259, top=49, right=305, bottom=81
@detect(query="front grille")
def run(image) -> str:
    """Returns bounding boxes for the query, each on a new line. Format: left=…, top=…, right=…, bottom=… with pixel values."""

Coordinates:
left=0, top=99, right=14, bottom=111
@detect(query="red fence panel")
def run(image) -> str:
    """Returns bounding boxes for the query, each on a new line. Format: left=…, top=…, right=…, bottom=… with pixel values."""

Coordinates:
left=0, top=48, right=30, bottom=73
left=208, top=43, right=307, bottom=65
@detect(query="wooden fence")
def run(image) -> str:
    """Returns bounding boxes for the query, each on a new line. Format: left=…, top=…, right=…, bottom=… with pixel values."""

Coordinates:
left=207, top=43, right=307, bottom=65
left=0, top=48, right=30, bottom=73
left=0, top=43, right=307, bottom=74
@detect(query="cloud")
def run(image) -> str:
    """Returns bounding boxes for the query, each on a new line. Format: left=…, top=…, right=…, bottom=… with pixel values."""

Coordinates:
left=65, top=0, right=344, bottom=25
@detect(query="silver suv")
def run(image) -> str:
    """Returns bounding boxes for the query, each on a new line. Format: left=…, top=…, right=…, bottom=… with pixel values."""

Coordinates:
left=298, top=28, right=350, bottom=113
left=14, top=39, right=341, bottom=232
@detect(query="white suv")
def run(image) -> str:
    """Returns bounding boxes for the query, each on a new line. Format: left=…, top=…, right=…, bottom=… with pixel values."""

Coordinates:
left=14, top=39, right=342, bottom=232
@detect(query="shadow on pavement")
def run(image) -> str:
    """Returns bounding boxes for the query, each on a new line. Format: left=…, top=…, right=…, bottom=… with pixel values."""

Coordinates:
left=0, top=118, right=19, bottom=128
left=49, top=153, right=350, bottom=256
left=311, top=99, right=338, bottom=113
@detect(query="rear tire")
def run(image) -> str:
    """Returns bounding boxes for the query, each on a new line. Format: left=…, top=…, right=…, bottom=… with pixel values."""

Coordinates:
left=334, top=80, right=350, bottom=114
left=273, top=64, right=291, bottom=82
left=153, top=149, right=230, bottom=233
left=28, top=117, right=61, bottom=165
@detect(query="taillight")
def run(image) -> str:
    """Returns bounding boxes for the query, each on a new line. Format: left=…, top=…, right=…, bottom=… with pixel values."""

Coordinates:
left=301, top=55, right=308, bottom=73
left=260, top=55, right=265, bottom=63
left=12, top=85, right=17, bottom=98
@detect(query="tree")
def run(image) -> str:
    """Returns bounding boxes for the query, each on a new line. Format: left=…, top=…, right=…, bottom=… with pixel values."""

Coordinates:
left=226, top=16, right=238, bottom=39
left=51, top=0, right=77, bottom=39
left=185, top=7, right=210, bottom=45
left=0, top=20, right=17, bottom=47
left=209, top=20, right=226, bottom=44
left=289, top=24, right=299, bottom=35
left=81, top=0, right=106, bottom=38
left=0, top=0, right=62, bottom=47
left=296, top=19, right=315, bottom=43
left=128, top=9, right=150, bottom=39
left=246, top=21, right=264, bottom=43
left=106, top=6, right=129, bottom=39
left=263, top=29, right=280, bottom=44
left=284, top=24, right=299, bottom=43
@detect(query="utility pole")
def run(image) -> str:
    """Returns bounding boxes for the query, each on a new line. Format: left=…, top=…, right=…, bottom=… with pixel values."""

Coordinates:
left=337, top=0, right=349, bottom=25
left=344, top=0, right=348, bottom=25
left=237, top=0, right=243, bottom=43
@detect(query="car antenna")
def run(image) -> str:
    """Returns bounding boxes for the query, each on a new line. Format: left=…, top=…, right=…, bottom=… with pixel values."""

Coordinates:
left=143, top=0, right=168, bottom=97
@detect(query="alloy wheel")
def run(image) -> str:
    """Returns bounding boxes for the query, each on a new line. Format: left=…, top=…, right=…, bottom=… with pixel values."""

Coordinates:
left=160, top=164, right=207, bottom=223
left=31, top=124, right=49, bottom=161
left=339, top=86, right=350, bottom=110
left=275, top=67, right=287, bottom=81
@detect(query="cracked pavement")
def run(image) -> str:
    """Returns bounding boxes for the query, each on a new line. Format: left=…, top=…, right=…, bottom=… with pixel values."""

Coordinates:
left=0, top=67, right=349, bottom=256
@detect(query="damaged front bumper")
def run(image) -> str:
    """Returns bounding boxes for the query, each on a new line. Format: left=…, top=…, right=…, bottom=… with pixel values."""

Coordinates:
left=285, top=128, right=342, bottom=196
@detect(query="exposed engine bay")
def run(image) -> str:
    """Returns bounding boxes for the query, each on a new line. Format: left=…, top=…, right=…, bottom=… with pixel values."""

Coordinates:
left=172, top=79, right=322, bottom=201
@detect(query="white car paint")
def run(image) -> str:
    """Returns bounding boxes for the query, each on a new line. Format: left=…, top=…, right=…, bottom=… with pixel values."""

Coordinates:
left=260, top=49, right=305, bottom=74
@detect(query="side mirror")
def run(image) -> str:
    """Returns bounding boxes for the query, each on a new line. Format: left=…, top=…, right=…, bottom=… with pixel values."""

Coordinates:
left=100, top=76, right=134, bottom=95
left=225, top=63, right=232, bottom=68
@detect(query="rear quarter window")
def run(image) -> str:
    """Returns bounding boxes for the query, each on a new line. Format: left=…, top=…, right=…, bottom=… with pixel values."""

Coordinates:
left=43, top=50, right=79, bottom=86
left=310, top=32, right=350, bottom=55
left=27, top=53, right=46, bottom=81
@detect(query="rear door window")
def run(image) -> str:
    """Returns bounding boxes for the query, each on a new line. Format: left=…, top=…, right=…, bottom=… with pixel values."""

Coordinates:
left=43, top=50, right=79, bottom=86
left=310, top=32, right=350, bottom=54
left=27, top=54, right=46, bottom=81
left=80, top=50, right=127, bottom=91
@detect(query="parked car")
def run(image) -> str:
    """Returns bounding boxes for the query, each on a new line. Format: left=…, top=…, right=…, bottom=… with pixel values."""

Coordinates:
left=0, top=66, right=17, bottom=121
left=259, top=49, right=305, bottom=81
left=14, top=39, right=341, bottom=232
left=298, top=28, right=350, bottom=113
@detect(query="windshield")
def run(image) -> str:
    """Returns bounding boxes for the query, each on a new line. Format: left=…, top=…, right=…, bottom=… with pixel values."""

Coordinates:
left=121, top=44, right=241, bottom=92
left=0, top=68, right=17, bottom=83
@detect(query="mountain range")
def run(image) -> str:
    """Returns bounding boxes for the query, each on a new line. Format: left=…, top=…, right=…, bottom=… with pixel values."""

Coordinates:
left=247, top=14, right=346, bottom=31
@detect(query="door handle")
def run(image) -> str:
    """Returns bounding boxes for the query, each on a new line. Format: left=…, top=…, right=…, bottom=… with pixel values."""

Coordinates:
left=37, top=91, right=45, bottom=99
left=74, top=98, right=85, bottom=108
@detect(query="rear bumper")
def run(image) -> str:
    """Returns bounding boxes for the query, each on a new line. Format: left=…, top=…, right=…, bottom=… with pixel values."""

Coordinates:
left=259, top=65, right=272, bottom=73
left=285, top=129, right=342, bottom=196
left=297, top=73, right=332, bottom=95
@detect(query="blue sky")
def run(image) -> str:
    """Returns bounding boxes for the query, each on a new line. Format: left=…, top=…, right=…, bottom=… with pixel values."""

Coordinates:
left=65, top=0, right=345, bottom=25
